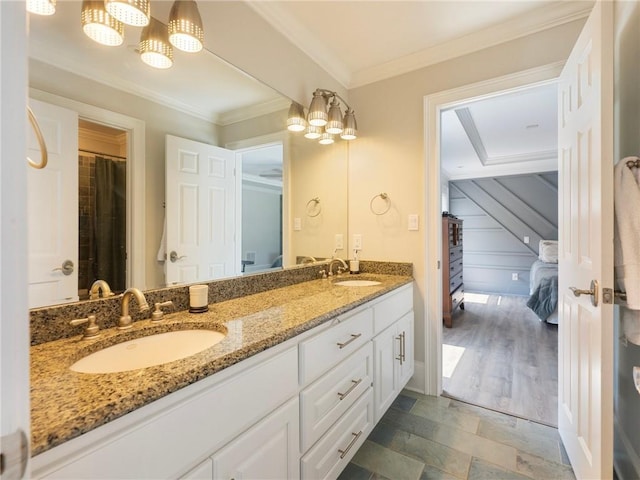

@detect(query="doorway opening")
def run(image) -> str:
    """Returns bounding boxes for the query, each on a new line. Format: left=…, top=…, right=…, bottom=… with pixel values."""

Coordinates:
left=424, top=63, right=564, bottom=426
left=77, top=119, right=128, bottom=299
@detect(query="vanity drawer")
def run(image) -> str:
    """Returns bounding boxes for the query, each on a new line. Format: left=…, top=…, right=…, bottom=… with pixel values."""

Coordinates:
left=300, top=342, right=373, bottom=452
left=373, top=284, right=413, bottom=334
left=299, top=307, right=373, bottom=385
left=301, top=388, right=374, bottom=480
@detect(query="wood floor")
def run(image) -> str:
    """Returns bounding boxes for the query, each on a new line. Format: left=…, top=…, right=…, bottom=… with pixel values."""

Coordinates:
left=442, top=293, right=558, bottom=426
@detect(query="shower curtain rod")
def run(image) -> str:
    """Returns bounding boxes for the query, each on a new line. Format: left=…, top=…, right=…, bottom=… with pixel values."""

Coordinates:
left=79, top=148, right=126, bottom=160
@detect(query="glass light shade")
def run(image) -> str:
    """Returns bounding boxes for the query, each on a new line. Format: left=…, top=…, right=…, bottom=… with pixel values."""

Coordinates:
left=304, top=125, right=322, bottom=139
left=325, top=99, right=343, bottom=134
left=308, top=91, right=328, bottom=127
left=82, top=1, right=124, bottom=47
left=286, top=102, right=306, bottom=132
left=168, top=0, right=204, bottom=53
left=140, top=17, right=173, bottom=69
left=105, top=0, right=150, bottom=27
left=319, top=133, right=334, bottom=145
left=27, top=0, right=56, bottom=15
left=340, top=109, right=358, bottom=140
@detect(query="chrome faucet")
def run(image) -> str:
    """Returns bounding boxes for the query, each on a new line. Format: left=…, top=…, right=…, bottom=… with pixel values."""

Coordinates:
left=117, top=287, right=150, bottom=330
left=89, top=279, right=114, bottom=299
left=328, top=258, right=348, bottom=276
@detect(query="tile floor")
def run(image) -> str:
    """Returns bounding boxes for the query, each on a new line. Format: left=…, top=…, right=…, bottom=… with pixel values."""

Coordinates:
left=338, top=391, right=575, bottom=480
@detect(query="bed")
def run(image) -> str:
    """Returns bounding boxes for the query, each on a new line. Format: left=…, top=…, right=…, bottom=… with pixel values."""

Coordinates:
left=527, top=240, right=559, bottom=324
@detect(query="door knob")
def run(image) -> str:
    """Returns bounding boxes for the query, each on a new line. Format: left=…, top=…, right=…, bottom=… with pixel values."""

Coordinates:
left=169, top=251, right=186, bottom=263
left=52, top=259, right=74, bottom=276
left=569, top=279, right=599, bottom=307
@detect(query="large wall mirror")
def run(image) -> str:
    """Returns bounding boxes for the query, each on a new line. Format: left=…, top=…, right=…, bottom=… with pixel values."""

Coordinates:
left=27, top=1, right=348, bottom=308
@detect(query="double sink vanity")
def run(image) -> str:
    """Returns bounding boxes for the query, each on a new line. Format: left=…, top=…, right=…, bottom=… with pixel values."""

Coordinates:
left=29, top=261, right=414, bottom=479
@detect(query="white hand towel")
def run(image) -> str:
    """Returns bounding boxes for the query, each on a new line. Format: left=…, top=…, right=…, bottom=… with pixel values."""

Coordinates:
left=614, top=156, right=640, bottom=309
left=156, top=215, right=167, bottom=262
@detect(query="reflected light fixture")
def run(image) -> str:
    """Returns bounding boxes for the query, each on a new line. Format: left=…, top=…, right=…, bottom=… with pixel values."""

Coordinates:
left=287, top=88, right=358, bottom=142
left=140, top=17, right=173, bottom=69
left=304, top=125, right=323, bottom=140
left=286, top=102, right=306, bottom=132
left=105, top=0, right=150, bottom=27
left=168, top=0, right=204, bottom=53
left=319, top=133, right=335, bottom=145
left=81, top=0, right=124, bottom=47
left=27, top=0, right=56, bottom=15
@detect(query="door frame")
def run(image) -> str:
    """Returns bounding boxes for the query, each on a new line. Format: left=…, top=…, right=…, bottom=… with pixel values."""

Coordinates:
left=422, top=61, right=565, bottom=396
left=28, top=89, right=146, bottom=289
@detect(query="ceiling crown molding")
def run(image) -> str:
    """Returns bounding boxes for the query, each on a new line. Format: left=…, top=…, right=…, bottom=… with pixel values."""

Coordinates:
left=249, top=1, right=592, bottom=89
left=246, top=1, right=352, bottom=89
left=218, top=97, right=290, bottom=126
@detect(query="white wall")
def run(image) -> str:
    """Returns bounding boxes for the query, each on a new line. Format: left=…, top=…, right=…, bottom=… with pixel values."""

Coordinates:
left=242, top=184, right=282, bottom=272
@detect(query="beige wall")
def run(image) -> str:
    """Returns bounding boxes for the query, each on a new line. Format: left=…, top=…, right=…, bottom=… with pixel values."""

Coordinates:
left=347, top=19, right=585, bottom=390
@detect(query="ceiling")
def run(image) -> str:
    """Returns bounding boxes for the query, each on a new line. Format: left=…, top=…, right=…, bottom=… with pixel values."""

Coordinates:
left=29, top=1, right=593, bottom=179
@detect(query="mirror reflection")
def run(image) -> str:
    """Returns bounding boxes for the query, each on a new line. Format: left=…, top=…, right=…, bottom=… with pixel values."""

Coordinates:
left=27, top=1, right=348, bottom=308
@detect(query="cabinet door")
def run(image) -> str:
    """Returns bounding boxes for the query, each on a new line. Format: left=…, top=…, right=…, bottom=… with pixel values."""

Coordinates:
left=373, top=324, right=399, bottom=422
left=212, top=398, right=299, bottom=480
left=397, top=311, right=414, bottom=389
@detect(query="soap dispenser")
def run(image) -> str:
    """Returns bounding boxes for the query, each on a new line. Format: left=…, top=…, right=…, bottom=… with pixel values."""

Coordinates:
left=350, top=249, right=360, bottom=274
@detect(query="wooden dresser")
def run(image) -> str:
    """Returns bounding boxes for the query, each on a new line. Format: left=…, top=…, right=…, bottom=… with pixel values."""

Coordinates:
left=442, top=216, right=464, bottom=327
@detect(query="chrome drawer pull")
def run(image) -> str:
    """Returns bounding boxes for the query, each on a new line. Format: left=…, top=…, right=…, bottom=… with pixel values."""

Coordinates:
left=396, top=335, right=403, bottom=365
left=337, top=378, right=362, bottom=400
left=337, top=333, right=361, bottom=349
left=338, top=431, right=363, bottom=459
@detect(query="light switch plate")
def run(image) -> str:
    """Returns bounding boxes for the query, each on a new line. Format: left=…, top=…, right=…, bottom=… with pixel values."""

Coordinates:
left=524, top=236, right=530, bottom=244
left=408, top=214, right=419, bottom=231
left=353, top=234, right=362, bottom=250
left=335, top=233, right=344, bottom=250
left=293, top=218, right=302, bottom=231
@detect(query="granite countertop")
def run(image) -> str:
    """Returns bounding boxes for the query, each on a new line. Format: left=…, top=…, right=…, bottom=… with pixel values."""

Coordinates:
left=31, top=273, right=412, bottom=456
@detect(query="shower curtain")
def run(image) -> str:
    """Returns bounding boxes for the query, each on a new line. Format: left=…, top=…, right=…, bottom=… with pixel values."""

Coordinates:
left=94, top=156, right=126, bottom=292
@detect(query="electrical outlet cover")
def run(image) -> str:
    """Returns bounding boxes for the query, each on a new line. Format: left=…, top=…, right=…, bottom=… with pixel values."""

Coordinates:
left=353, top=234, right=362, bottom=250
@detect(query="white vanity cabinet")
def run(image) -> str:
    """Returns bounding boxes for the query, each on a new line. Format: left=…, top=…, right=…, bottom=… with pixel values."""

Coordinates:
left=372, top=287, right=414, bottom=422
left=32, top=282, right=414, bottom=480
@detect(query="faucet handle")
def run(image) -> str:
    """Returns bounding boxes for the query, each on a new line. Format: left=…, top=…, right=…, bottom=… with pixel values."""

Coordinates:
left=151, top=300, right=175, bottom=322
left=69, top=315, right=100, bottom=339
left=319, top=269, right=327, bottom=279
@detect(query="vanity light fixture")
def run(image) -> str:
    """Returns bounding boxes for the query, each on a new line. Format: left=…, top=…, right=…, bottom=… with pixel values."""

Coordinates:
left=286, top=102, right=306, bottom=132
left=81, top=0, right=125, bottom=47
left=168, top=0, right=204, bottom=53
left=105, top=0, right=150, bottom=27
left=287, top=88, right=358, bottom=142
left=139, top=17, right=173, bottom=69
left=27, top=0, right=56, bottom=16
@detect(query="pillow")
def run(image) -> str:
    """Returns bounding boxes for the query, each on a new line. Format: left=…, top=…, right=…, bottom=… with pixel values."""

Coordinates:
left=539, top=240, right=558, bottom=263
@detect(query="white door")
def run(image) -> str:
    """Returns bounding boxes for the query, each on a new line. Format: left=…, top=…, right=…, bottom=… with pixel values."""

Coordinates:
left=27, top=98, right=79, bottom=308
left=557, top=2, right=614, bottom=478
left=165, top=135, right=237, bottom=285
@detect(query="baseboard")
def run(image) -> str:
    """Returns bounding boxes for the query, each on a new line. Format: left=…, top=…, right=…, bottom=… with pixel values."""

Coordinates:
left=405, top=360, right=426, bottom=394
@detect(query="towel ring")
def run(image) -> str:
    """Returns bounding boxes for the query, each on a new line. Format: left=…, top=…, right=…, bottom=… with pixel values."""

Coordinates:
left=27, top=106, right=48, bottom=169
left=370, top=192, right=390, bottom=215
left=306, top=197, right=321, bottom=217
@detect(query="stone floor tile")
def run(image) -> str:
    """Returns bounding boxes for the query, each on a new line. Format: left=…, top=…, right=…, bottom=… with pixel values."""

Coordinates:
left=351, top=440, right=425, bottom=480
left=477, top=420, right=562, bottom=463
left=369, top=421, right=397, bottom=447
left=420, top=464, right=465, bottom=480
left=515, top=418, right=560, bottom=440
left=338, top=462, right=373, bottom=480
left=390, top=430, right=471, bottom=478
left=411, top=398, right=481, bottom=434
left=446, top=398, right=518, bottom=429
left=516, top=451, right=576, bottom=480
left=468, top=458, right=531, bottom=480
left=433, top=425, right=518, bottom=472
left=392, top=393, right=418, bottom=412
left=380, top=408, right=440, bottom=441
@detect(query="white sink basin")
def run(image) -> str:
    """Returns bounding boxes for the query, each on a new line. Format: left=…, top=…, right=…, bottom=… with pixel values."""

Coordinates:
left=334, top=280, right=382, bottom=287
left=70, top=330, right=226, bottom=374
